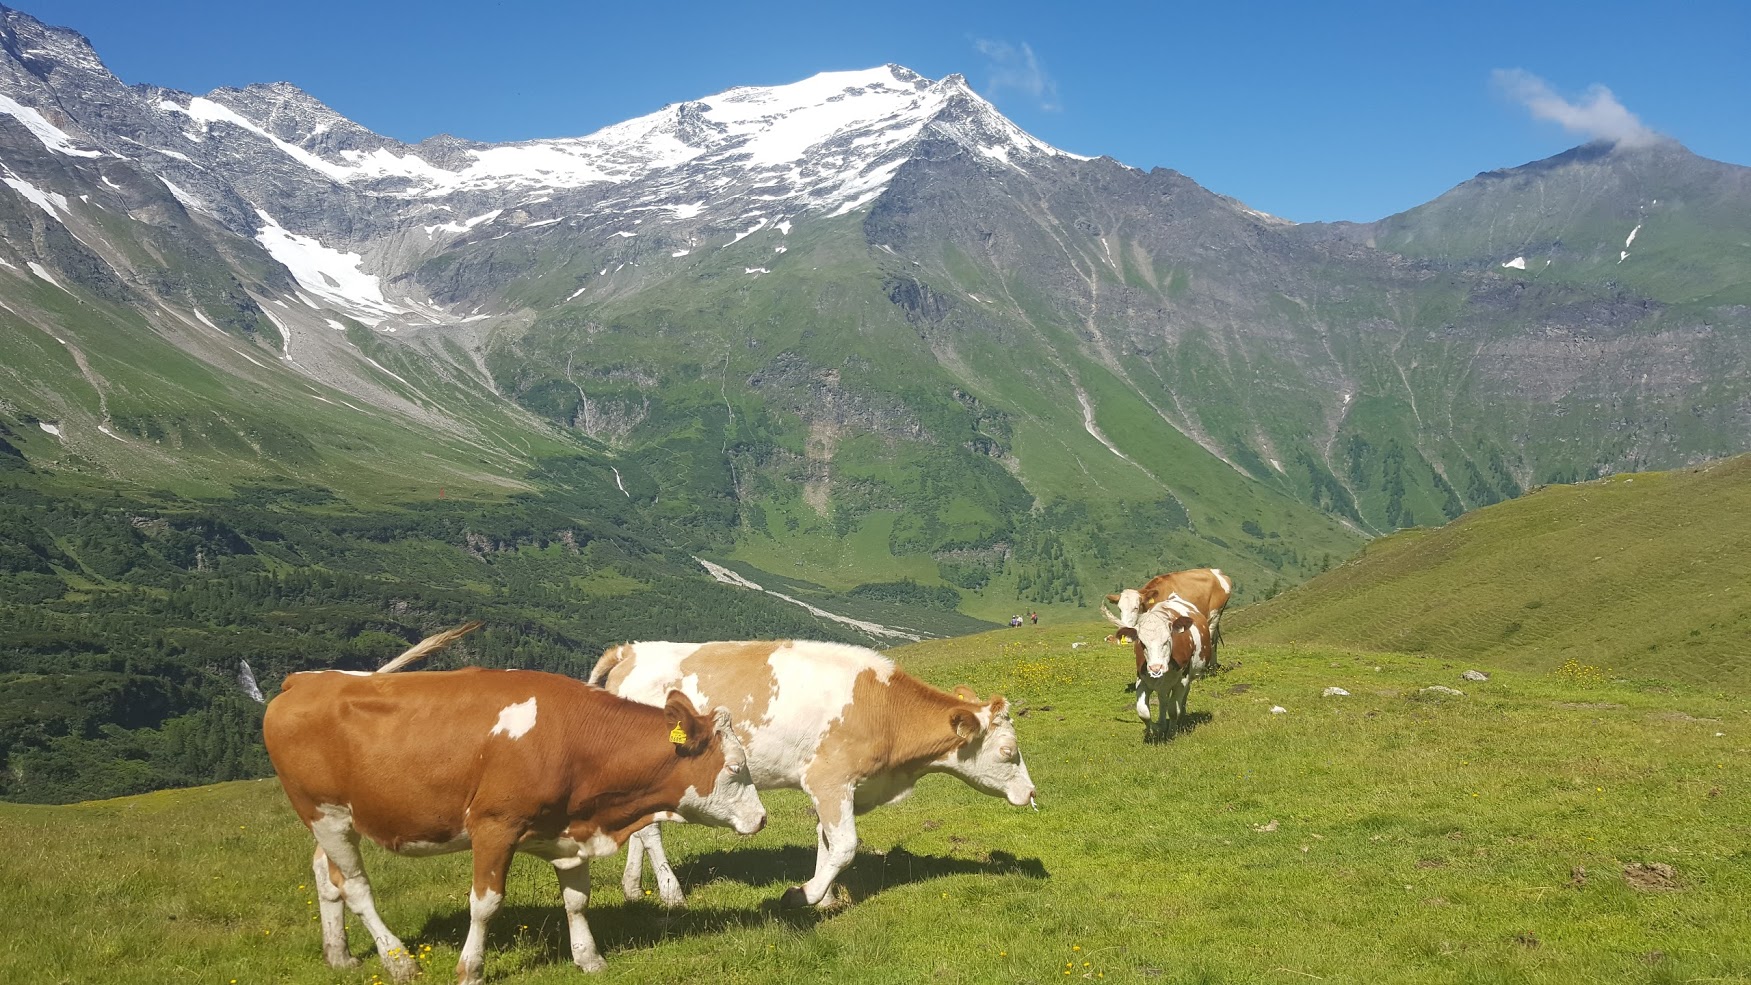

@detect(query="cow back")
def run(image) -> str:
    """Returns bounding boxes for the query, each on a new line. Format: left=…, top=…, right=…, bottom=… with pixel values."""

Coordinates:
left=265, top=668, right=709, bottom=848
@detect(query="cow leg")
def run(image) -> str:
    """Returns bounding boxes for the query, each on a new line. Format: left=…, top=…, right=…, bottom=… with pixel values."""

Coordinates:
left=785, top=791, right=857, bottom=908
left=1136, top=684, right=1158, bottom=740
left=308, top=816, right=417, bottom=982
left=1168, top=674, right=1191, bottom=731
left=457, top=831, right=519, bottom=985
left=628, top=824, right=686, bottom=907
left=310, top=847, right=360, bottom=969
left=553, top=859, right=607, bottom=973
left=620, top=825, right=647, bottom=901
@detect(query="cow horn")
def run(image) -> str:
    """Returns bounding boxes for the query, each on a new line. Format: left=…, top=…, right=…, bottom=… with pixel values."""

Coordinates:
left=1100, top=603, right=1123, bottom=627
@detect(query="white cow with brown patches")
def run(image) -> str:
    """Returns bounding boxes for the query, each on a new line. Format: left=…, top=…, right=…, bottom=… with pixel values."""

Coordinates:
left=1106, top=567, right=1234, bottom=657
left=589, top=639, right=1036, bottom=908
left=1106, top=593, right=1213, bottom=739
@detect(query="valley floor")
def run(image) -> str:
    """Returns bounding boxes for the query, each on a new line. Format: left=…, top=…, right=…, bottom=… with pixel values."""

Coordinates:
left=4, top=626, right=1746, bottom=984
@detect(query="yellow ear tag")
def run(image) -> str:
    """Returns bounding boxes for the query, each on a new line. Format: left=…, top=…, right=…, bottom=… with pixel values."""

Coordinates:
left=669, top=722, right=688, bottom=745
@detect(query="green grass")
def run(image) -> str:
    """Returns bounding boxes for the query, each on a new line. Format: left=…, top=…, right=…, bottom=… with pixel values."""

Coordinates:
left=1236, top=455, right=1751, bottom=688
left=4, top=623, right=1747, bottom=984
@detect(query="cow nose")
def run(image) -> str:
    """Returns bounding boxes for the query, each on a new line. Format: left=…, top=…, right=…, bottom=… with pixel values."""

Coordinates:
left=754, top=813, right=768, bottom=833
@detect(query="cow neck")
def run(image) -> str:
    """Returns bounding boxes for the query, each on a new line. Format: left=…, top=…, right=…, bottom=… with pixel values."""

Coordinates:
left=863, top=669, right=976, bottom=773
left=560, top=699, right=719, bottom=837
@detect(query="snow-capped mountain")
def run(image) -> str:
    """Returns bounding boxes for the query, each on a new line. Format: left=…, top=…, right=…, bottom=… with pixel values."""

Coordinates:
left=4, top=0, right=1751, bottom=559
left=1, top=3, right=1090, bottom=330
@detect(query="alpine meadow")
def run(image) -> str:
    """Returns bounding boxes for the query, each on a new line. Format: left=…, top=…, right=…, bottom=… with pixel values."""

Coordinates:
left=1, top=3, right=1748, bottom=983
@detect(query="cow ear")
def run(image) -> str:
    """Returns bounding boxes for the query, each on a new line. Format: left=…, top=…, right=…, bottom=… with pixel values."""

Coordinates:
left=1171, top=613, right=1193, bottom=630
left=988, top=695, right=1009, bottom=721
left=662, top=690, right=711, bottom=756
left=949, top=708, right=983, bottom=741
left=952, top=684, right=980, bottom=702
left=1105, top=593, right=1121, bottom=604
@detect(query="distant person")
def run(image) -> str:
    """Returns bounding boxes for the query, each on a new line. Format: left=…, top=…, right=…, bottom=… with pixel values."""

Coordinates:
left=1029, top=611, right=1038, bottom=625
left=1010, top=614, right=1022, bottom=627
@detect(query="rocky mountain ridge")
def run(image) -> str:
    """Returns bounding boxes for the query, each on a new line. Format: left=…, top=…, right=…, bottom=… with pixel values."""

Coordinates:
left=3, top=1, right=1749, bottom=611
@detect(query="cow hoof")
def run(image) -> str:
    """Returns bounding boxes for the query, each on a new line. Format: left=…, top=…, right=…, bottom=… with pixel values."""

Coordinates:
left=573, top=952, right=608, bottom=973
left=780, top=886, right=812, bottom=908
left=386, top=954, right=420, bottom=983
left=658, top=890, right=687, bottom=908
left=324, top=953, right=362, bottom=970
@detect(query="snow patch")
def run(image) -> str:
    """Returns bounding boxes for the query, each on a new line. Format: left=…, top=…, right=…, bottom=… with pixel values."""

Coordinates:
left=668, top=202, right=705, bottom=220
left=0, top=94, right=106, bottom=157
left=611, top=466, right=630, bottom=497
left=259, top=307, right=294, bottom=361
left=611, top=230, right=636, bottom=238
left=745, top=267, right=770, bottom=275
left=695, top=557, right=921, bottom=641
left=565, top=286, right=588, bottom=301
left=158, top=177, right=208, bottom=215
left=25, top=261, right=67, bottom=291
left=38, top=421, right=61, bottom=437
left=253, top=209, right=407, bottom=321
left=1501, top=256, right=1527, bottom=270
left=777, top=219, right=793, bottom=235
left=731, top=217, right=768, bottom=244
left=1618, top=223, right=1643, bottom=263
left=671, top=249, right=690, bottom=257
left=1, top=167, right=68, bottom=218
left=325, top=318, right=347, bottom=331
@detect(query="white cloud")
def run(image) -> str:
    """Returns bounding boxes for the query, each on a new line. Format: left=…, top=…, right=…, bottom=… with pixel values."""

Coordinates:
left=1492, top=69, right=1661, bottom=148
left=974, top=39, right=1061, bottom=112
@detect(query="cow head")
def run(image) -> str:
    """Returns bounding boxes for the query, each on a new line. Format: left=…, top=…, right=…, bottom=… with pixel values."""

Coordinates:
left=940, top=688, right=1036, bottom=808
left=665, top=691, right=766, bottom=835
left=1134, top=594, right=1202, bottom=680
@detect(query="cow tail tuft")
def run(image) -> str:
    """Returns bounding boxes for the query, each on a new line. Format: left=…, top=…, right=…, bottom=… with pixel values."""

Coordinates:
left=587, top=644, right=629, bottom=687
left=376, top=621, right=485, bottom=673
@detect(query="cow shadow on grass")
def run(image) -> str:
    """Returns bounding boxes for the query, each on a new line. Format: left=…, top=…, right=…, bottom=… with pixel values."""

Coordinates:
left=413, top=898, right=781, bottom=969
left=410, top=846, right=1047, bottom=967
left=1122, top=709, right=1213, bottom=743
left=677, top=843, right=1048, bottom=908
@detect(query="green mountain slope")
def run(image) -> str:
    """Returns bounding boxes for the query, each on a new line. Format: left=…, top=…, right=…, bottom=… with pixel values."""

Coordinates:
left=1233, top=454, right=1751, bottom=687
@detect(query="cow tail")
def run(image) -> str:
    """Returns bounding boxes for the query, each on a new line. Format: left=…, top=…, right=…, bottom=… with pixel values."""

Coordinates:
left=376, top=621, right=485, bottom=673
left=587, top=644, right=628, bottom=687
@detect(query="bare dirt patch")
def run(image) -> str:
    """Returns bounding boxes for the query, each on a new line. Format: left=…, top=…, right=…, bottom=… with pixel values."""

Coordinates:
left=1623, top=862, right=1679, bottom=891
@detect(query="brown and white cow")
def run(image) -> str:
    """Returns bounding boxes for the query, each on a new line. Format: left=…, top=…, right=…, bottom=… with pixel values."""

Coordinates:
left=1108, top=593, right=1213, bottom=739
left=1106, top=567, right=1233, bottom=662
left=589, top=639, right=1036, bottom=909
left=263, top=624, right=766, bottom=984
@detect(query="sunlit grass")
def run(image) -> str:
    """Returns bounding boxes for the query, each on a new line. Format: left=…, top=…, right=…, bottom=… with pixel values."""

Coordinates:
left=2, top=623, right=1746, bottom=983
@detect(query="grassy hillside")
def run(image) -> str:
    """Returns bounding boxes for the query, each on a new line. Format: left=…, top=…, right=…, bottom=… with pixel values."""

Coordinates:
left=3, top=626, right=1746, bottom=984
left=1234, top=455, right=1751, bottom=688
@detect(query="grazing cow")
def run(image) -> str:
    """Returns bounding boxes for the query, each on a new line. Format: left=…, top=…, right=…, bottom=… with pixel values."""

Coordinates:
left=1106, top=567, right=1233, bottom=666
left=589, top=639, right=1036, bottom=908
left=1107, top=594, right=1212, bottom=739
left=263, top=624, right=767, bottom=984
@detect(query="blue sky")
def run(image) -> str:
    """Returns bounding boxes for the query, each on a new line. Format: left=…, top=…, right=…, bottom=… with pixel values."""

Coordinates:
left=24, top=0, right=1751, bottom=223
